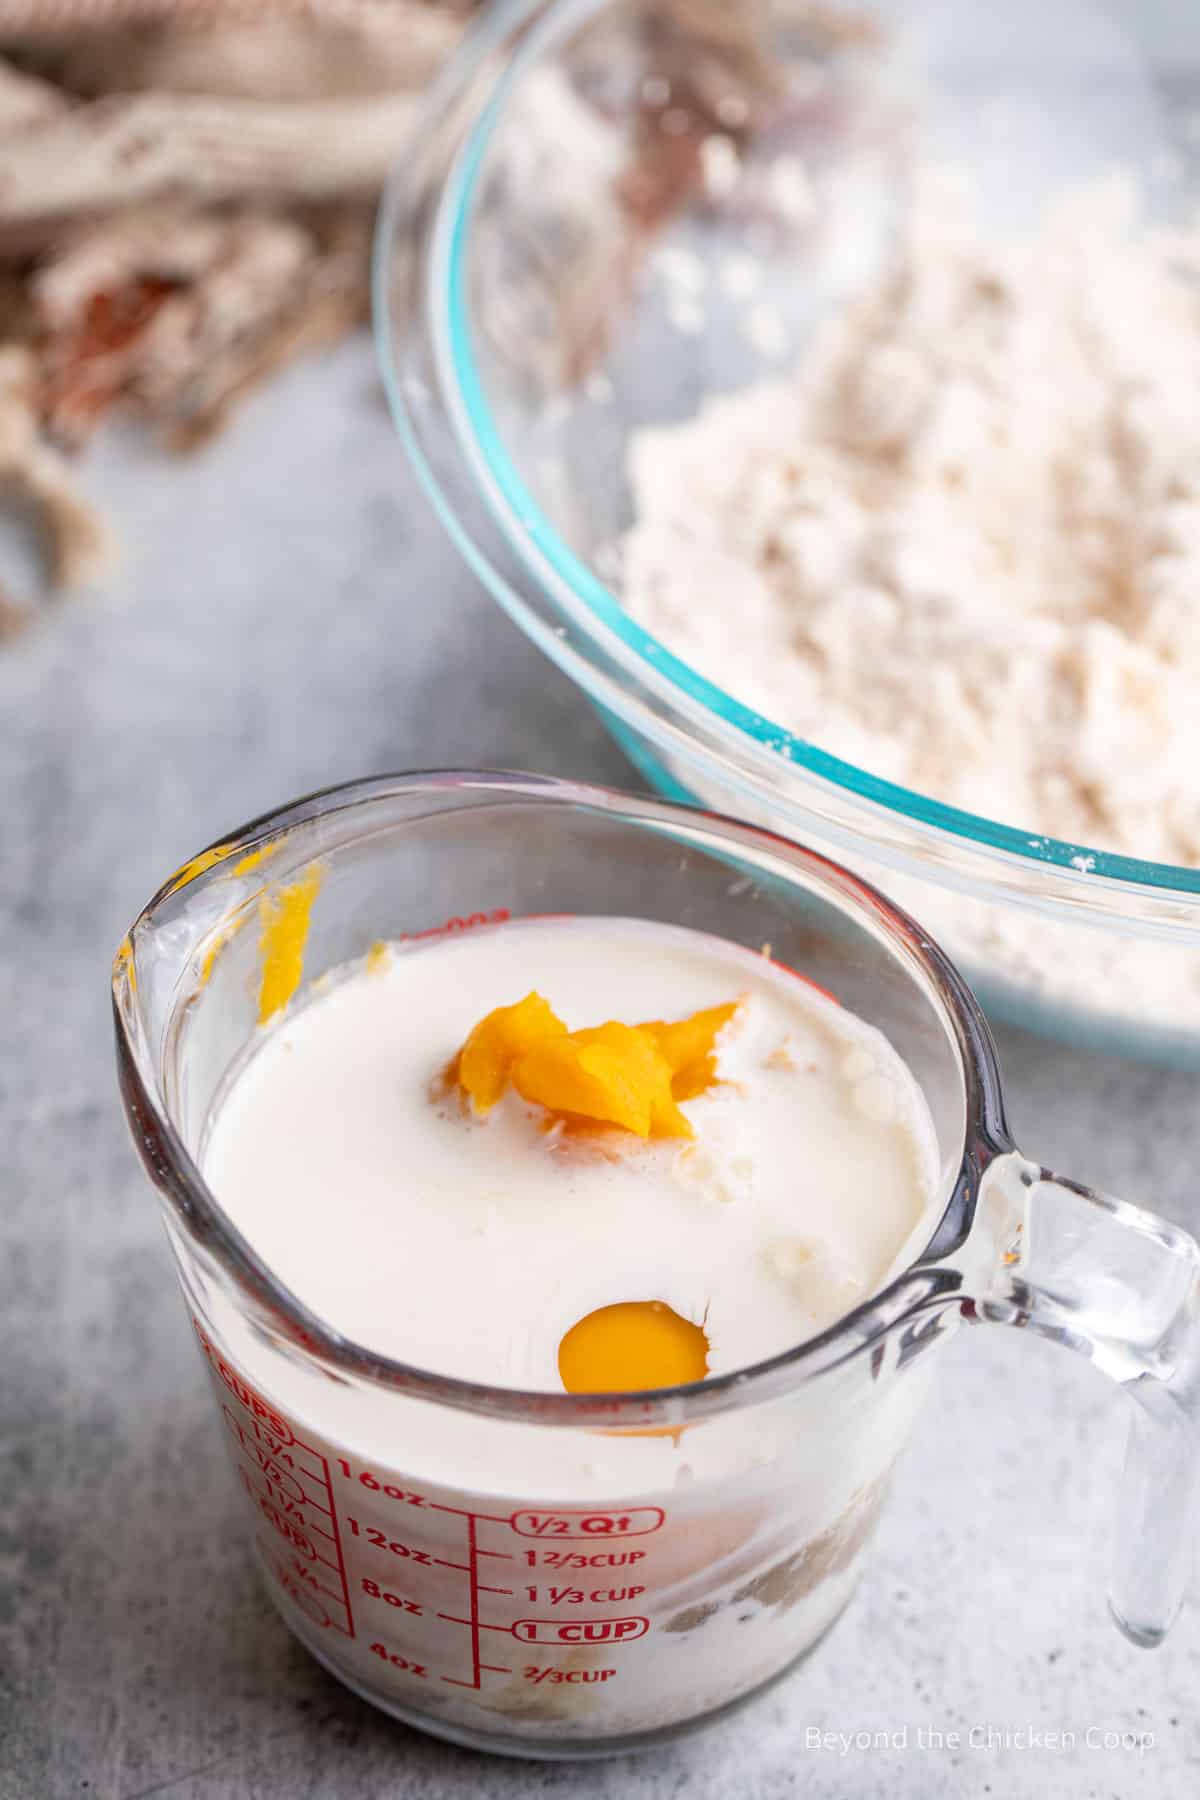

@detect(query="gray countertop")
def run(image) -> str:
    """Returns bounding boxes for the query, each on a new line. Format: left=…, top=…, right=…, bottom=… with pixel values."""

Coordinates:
left=2, top=340, right=1197, bottom=1800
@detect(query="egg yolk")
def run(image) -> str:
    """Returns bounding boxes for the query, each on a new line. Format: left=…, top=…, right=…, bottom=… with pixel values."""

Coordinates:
left=558, top=1301, right=709, bottom=1393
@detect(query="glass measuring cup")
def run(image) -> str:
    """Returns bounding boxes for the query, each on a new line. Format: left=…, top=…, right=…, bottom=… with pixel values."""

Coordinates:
left=112, top=771, right=1200, bottom=1759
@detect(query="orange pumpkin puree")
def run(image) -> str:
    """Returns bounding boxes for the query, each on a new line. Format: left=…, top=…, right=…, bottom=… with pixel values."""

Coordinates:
left=451, top=993, right=737, bottom=1140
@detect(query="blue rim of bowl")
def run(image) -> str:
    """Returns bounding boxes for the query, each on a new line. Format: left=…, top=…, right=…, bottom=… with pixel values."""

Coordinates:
left=381, top=0, right=1200, bottom=907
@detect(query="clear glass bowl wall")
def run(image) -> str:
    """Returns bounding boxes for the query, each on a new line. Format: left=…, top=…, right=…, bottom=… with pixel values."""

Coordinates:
left=375, top=0, right=1200, bottom=1067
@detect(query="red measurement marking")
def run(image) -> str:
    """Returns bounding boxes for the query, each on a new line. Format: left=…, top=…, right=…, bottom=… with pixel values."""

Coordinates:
left=260, top=1461, right=305, bottom=1506
left=200, top=1329, right=671, bottom=1684
left=524, top=1664, right=616, bottom=1686
left=368, top=1642, right=428, bottom=1678
left=259, top=1543, right=334, bottom=1631
left=361, top=1578, right=422, bottom=1614
left=525, top=1584, right=646, bottom=1605
left=346, top=1519, right=435, bottom=1561
left=197, top=1321, right=355, bottom=1638
left=526, top=1548, right=646, bottom=1569
left=397, top=907, right=510, bottom=944
left=308, top=1525, right=339, bottom=1550
left=195, top=1321, right=293, bottom=1442
left=221, top=1411, right=336, bottom=1516
left=509, top=1507, right=664, bottom=1540
left=284, top=1562, right=345, bottom=1606
left=512, top=1617, right=649, bottom=1645
left=340, top=1466, right=429, bottom=1504
left=439, top=1512, right=505, bottom=1701
left=258, top=1497, right=316, bottom=1558
left=465, top=1513, right=482, bottom=1685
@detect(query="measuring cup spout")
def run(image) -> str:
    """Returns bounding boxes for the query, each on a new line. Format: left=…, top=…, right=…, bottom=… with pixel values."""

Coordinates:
left=954, top=1149, right=1200, bottom=1647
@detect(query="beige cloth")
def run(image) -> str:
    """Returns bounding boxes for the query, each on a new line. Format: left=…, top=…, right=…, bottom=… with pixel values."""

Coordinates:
left=0, top=0, right=856, bottom=621
left=0, top=0, right=477, bottom=619
left=0, top=4, right=469, bottom=237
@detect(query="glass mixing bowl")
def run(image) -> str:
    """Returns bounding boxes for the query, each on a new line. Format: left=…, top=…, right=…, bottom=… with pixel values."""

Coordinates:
left=374, top=0, right=1200, bottom=1067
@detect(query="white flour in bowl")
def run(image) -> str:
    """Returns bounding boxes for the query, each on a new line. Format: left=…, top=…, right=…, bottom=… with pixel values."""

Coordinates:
left=622, top=171, right=1200, bottom=1036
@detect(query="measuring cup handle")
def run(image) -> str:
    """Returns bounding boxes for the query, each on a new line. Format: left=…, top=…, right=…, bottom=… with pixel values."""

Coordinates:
left=968, top=1151, right=1200, bottom=1647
